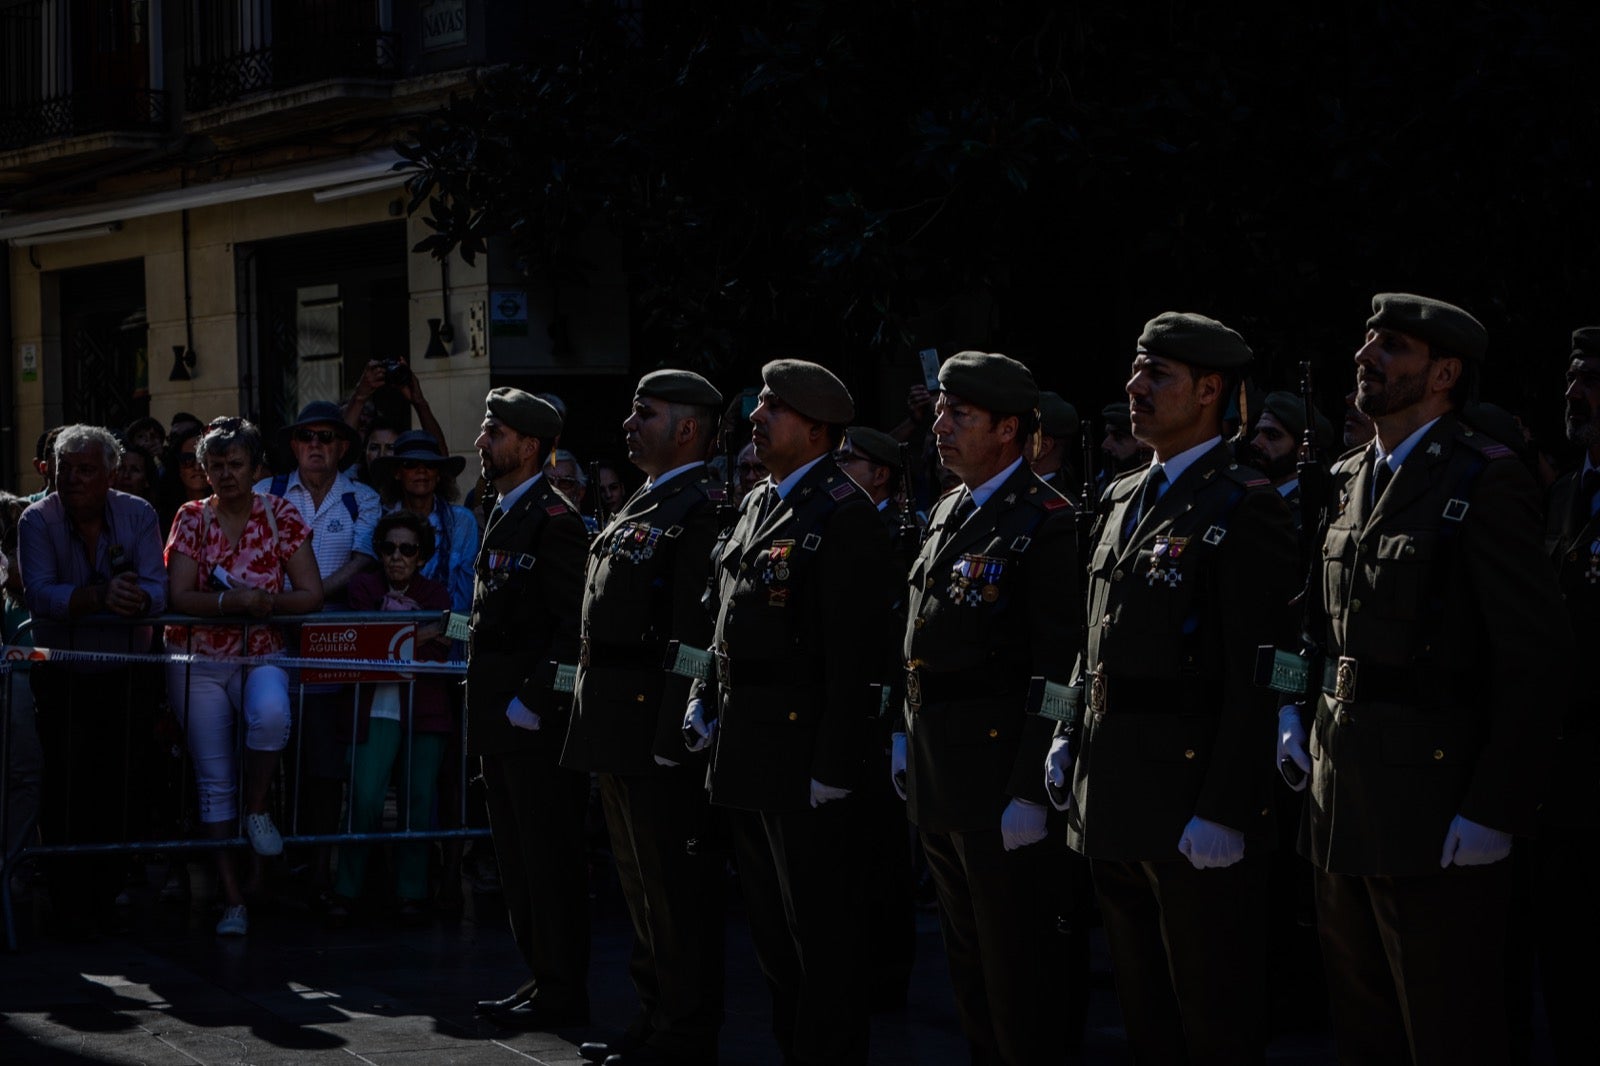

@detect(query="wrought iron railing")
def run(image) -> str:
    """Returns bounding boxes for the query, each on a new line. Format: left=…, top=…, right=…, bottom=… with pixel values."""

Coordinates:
left=185, top=0, right=400, bottom=112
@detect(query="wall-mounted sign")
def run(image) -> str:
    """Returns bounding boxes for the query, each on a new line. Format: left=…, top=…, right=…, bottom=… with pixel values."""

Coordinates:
left=421, top=0, right=467, bottom=51
left=19, top=343, right=37, bottom=383
left=490, top=289, right=528, bottom=338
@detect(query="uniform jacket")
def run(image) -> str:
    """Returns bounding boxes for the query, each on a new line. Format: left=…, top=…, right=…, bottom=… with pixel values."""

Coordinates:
left=1066, top=441, right=1296, bottom=861
left=563, top=466, right=724, bottom=775
left=901, top=465, right=1078, bottom=833
left=698, top=456, right=895, bottom=812
left=465, top=476, right=587, bottom=757
left=1304, top=414, right=1570, bottom=875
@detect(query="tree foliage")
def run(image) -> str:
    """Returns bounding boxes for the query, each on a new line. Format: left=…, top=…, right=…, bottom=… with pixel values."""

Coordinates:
left=398, top=0, right=1600, bottom=433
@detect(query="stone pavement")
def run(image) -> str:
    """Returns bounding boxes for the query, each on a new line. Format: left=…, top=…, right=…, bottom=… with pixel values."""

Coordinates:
left=0, top=852, right=1349, bottom=1065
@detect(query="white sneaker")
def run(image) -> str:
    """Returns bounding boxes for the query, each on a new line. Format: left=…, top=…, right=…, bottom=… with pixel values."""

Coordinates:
left=245, top=812, right=282, bottom=857
left=216, top=904, right=248, bottom=936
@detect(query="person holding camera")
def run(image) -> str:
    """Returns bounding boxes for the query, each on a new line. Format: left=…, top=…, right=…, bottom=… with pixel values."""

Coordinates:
left=345, top=358, right=449, bottom=453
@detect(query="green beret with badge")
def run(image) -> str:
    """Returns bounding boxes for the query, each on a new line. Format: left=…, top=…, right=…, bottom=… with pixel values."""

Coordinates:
left=937, top=351, right=1040, bottom=415
left=1261, top=390, right=1334, bottom=451
left=1137, top=312, right=1253, bottom=369
left=485, top=386, right=563, bottom=439
left=636, top=368, right=723, bottom=408
left=1102, top=401, right=1132, bottom=430
left=844, top=425, right=901, bottom=467
left=1366, top=293, right=1487, bottom=363
left=760, top=359, right=855, bottom=424
left=1038, top=391, right=1080, bottom=439
left=1572, top=327, right=1600, bottom=361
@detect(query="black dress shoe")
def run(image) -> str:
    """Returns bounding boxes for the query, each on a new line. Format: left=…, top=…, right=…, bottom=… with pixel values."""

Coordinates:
left=481, top=999, right=590, bottom=1031
left=579, top=1042, right=616, bottom=1063
left=474, top=991, right=528, bottom=1015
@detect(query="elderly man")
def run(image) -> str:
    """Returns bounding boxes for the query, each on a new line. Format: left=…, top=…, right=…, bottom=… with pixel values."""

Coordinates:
left=564, top=370, right=728, bottom=1066
left=468, top=388, right=591, bottom=1031
left=1279, top=294, right=1570, bottom=1063
left=19, top=424, right=167, bottom=940
left=1052, top=314, right=1297, bottom=1063
left=685, top=360, right=894, bottom=1066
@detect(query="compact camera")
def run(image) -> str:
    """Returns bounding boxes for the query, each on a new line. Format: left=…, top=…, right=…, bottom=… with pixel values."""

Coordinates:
left=382, top=359, right=412, bottom=388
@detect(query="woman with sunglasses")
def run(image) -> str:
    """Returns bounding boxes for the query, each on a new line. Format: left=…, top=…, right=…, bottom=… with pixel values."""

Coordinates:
left=368, top=430, right=478, bottom=619
left=155, top=423, right=211, bottom=536
left=165, top=417, right=324, bottom=936
left=332, top=511, right=453, bottom=925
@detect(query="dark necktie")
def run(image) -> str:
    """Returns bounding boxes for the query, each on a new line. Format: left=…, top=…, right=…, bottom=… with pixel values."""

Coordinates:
left=1580, top=468, right=1600, bottom=519
left=1371, top=460, right=1394, bottom=507
left=1123, top=467, right=1166, bottom=539
left=756, top=485, right=778, bottom=524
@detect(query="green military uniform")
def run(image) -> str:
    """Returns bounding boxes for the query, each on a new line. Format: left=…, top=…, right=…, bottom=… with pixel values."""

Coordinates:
left=698, top=362, right=895, bottom=1066
left=901, top=351, right=1082, bottom=1065
left=1301, top=296, right=1571, bottom=1064
left=1065, top=314, right=1297, bottom=1064
left=466, top=391, right=590, bottom=1021
left=563, top=435, right=726, bottom=1059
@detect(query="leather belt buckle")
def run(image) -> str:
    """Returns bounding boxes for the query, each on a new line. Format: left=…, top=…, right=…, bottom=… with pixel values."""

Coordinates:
left=714, top=651, right=731, bottom=688
left=1088, top=669, right=1107, bottom=716
left=905, top=660, right=923, bottom=710
left=1333, top=656, right=1359, bottom=703
left=579, top=637, right=591, bottom=669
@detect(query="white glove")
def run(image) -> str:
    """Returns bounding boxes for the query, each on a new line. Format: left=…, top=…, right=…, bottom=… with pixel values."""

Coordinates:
left=1000, top=797, right=1048, bottom=851
left=810, top=779, right=851, bottom=808
left=683, top=698, right=715, bottom=752
left=653, top=755, right=680, bottom=767
left=890, top=733, right=908, bottom=801
left=1277, top=704, right=1310, bottom=791
left=1044, top=734, right=1073, bottom=811
left=1439, top=814, right=1512, bottom=868
left=505, top=696, right=541, bottom=731
left=1177, top=815, right=1245, bottom=869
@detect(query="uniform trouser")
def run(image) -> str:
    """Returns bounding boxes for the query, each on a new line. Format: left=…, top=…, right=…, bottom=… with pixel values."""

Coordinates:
left=920, top=822, right=1072, bottom=1066
left=726, top=799, right=867, bottom=1066
left=1092, top=853, right=1268, bottom=1066
left=599, top=767, right=725, bottom=1059
left=1315, top=862, right=1511, bottom=1065
left=862, top=743, right=916, bottom=1009
left=481, top=749, right=591, bottom=1013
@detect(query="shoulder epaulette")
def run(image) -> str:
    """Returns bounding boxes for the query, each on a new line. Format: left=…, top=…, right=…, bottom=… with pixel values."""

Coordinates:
left=1458, top=428, right=1516, bottom=461
left=1219, top=462, right=1272, bottom=489
left=545, top=503, right=569, bottom=516
left=829, top=481, right=856, bottom=501
left=1042, top=496, right=1072, bottom=511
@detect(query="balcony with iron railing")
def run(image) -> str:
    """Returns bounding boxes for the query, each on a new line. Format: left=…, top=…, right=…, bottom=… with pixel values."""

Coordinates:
left=0, top=0, right=168, bottom=153
left=184, top=0, right=400, bottom=113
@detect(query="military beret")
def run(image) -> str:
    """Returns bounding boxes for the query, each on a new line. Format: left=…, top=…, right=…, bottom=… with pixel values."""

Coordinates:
left=844, top=426, right=901, bottom=467
left=1038, top=391, right=1080, bottom=439
left=1137, top=312, right=1252, bottom=369
left=1261, top=391, right=1334, bottom=450
left=1572, top=327, right=1600, bottom=361
left=761, top=359, right=855, bottom=424
left=485, top=386, right=563, bottom=439
left=635, top=368, right=723, bottom=408
left=1101, top=402, right=1132, bottom=429
left=937, top=351, right=1040, bottom=415
left=1367, top=293, right=1487, bottom=363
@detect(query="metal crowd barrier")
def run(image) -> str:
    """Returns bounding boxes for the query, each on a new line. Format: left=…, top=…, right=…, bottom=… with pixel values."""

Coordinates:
left=0, top=610, right=483, bottom=951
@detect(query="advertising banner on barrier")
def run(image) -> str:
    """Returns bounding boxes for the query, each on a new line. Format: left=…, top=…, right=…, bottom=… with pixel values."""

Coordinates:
left=300, top=622, right=417, bottom=683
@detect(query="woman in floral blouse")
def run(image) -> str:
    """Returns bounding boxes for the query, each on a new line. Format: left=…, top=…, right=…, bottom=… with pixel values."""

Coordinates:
left=165, top=417, right=323, bottom=936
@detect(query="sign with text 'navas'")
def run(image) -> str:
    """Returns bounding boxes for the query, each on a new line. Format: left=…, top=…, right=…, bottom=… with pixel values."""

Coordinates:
left=300, top=622, right=416, bottom=683
left=421, top=0, right=466, bottom=51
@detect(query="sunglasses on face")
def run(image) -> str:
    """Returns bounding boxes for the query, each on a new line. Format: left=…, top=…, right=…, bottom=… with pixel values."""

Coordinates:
left=293, top=429, right=337, bottom=445
left=378, top=540, right=421, bottom=557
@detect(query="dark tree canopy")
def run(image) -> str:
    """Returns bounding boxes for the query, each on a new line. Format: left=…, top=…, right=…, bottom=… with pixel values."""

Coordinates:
left=398, top=0, right=1600, bottom=444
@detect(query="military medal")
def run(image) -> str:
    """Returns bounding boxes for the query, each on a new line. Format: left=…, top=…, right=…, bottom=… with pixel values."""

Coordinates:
left=981, top=584, right=999, bottom=603
left=1147, top=537, right=1185, bottom=588
left=764, top=539, right=796, bottom=585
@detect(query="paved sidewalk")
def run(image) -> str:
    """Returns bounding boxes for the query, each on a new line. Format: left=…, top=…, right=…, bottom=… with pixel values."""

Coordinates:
left=2, top=853, right=1341, bottom=1065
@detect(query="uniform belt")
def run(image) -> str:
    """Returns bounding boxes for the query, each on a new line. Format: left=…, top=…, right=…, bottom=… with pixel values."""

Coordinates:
left=580, top=637, right=662, bottom=670
left=1321, top=656, right=1422, bottom=704
left=713, top=651, right=811, bottom=688
left=905, top=665, right=1022, bottom=710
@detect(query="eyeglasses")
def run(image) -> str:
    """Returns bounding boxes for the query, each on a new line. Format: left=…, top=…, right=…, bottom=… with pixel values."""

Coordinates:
left=378, top=540, right=421, bottom=557
left=293, top=429, right=337, bottom=445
